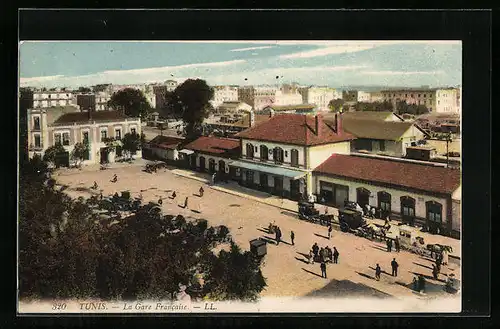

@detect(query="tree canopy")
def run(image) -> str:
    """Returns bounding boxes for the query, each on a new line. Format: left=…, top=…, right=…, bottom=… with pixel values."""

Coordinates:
left=167, top=79, right=214, bottom=140
left=42, top=144, right=66, bottom=164
left=77, top=87, right=92, bottom=93
left=121, top=132, right=145, bottom=159
left=19, top=157, right=267, bottom=301
left=354, top=101, right=394, bottom=112
left=108, top=88, right=152, bottom=119
left=396, top=101, right=429, bottom=115
left=328, top=99, right=345, bottom=113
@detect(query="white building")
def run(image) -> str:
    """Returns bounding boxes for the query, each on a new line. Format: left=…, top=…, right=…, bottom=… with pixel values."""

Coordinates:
left=33, top=91, right=74, bottom=108
left=274, top=90, right=303, bottom=106
left=357, top=91, right=372, bottom=102
left=381, top=87, right=461, bottom=114
left=27, top=107, right=142, bottom=166
left=231, top=113, right=356, bottom=199
left=299, top=87, right=341, bottom=111
left=95, top=91, right=111, bottom=111
left=211, top=86, right=239, bottom=108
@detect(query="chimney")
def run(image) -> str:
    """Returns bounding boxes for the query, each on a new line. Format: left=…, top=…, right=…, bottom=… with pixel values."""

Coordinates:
left=335, top=113, right=343, bottom=134
left=315, top=113, right=323, bottom=136
left=249, top=111, right=255, bottom=127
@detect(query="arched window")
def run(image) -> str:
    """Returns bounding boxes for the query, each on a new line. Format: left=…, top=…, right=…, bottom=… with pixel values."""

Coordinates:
left=400, top=196, right=416, bottom=218
left=291, top=149, right=299, bottom=167
left=426, top=201, right=443, bottom=223
left=260, top=145, right=268, bottom=161
left=273, top=147, right=284, bottom=164
left=246, top=143, right=254, bottom=159
left=377, top=191, right=392, bottom=212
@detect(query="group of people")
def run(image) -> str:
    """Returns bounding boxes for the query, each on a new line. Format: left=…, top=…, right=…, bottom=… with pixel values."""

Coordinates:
left=386, top=236, right=401, bottom=252
left=374, top=258, right=400, bottom=280
left=309, top=242, right=339, bottom=265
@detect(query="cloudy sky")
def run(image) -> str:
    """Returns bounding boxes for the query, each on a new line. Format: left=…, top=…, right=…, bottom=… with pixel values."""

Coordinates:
left=19, top=41, right=461, bottom=88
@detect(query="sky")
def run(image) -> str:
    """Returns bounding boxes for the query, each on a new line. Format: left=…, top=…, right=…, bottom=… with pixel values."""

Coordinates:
left=19, top=41, right=462, bottom=88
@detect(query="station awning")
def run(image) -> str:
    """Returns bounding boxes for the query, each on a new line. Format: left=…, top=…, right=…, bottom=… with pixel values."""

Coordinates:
left=229, top=160, right=307, bottom=179
left=179, top=149, right=195, bottom=155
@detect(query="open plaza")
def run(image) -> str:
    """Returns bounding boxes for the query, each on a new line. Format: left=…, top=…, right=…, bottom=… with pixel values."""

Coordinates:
left=54, top=160, right=461, bottom=301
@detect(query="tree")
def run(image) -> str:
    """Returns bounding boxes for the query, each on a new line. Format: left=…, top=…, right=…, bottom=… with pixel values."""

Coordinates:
left=396, top=101, right=429, bottom=115
left=108, top=88, right=152, bottom=119
left=168, top=79, right=214, bottom=140
left=328, top=99, right=344, bottom=113
left=92, top=84, right=111, bottom=93
left=19, top=160, right=267, bottom=301
left=70, top=142, right=89, bottom=167
left=121, top=133, right=144, bottom=159
left=42, top=144, right=66, bottom=165
left=77, top=87, right=92, bottom=93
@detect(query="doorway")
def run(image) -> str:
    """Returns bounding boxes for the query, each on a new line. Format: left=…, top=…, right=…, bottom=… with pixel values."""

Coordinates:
left=273, top=176, right=283, bottom=196
left=356, top=187, right=370, bottom=208
left=199, top=156, right=206, bottom=172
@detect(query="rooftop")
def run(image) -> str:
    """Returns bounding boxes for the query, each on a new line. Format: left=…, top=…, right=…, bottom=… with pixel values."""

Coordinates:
left=329, top=111, right=403, bottom=122
left=263, top=104, right=317, bottom=111
left=209, top=114, right=270, bottom=128
left=52, top=110, right=137, bottom=125
left=332, top=118, right=419, bottom=141
left=313, top=153, right=461, bottom=195
left=235, top=114, right=356, bottom=146
left=184, top=136, right=241, bottom=157
left=149, top=135, right=184, bottom=150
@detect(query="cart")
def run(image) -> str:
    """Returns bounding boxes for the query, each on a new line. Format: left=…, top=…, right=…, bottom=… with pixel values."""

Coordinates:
left=250, top=239, right=267, bottom=258
left=338, top=208, right=366, bottom=232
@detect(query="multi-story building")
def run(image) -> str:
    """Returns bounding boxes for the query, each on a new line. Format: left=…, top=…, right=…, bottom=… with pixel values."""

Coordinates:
left=299, top=87, right=340, bottom=111
left=230, top=113, right=356, bottom=200
left=274, top=90, right=303, bottom=107
left=95, top=91, right=111, bottom=111
left=369, top=91, right=384, bottom=103
left=238, top=85, right=304, bottom=111
left=27, top=106, right=142, bottom=166
left=211, top=85, right=239, bottom=108
left=75, top=94, right=96, bottom=112
left=33, top=91, right=74, bottom=108
left=342, top=90, right=371, bottom=103
left=381, top=87, right=461, bottom=114
left=255, top=104, right=317, bottom=116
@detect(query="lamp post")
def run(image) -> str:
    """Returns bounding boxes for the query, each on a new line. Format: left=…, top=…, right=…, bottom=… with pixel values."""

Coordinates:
left=445, top=132, right=452, bottom=168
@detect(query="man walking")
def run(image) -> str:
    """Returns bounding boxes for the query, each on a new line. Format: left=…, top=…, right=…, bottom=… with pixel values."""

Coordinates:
left=391, top=258, right=399, bottom=277
left=312, top=243, right=319, bottom=260
left=395, top=237, right=401, bottom=252
left=328, top=224, right=333, bottom=240
left=183, top=196, right=189, bottom=208
left=432, top=264, right=439, bottom=280
left=320, top=262, right=327, bottom=279
left=387, top=239, right=393, bottom=252
left=199, top=186, right=204, bottom=197
left=276, top=227, right=282, bottom=245
left=375, top=264, right=382, bottom=281
left=333, top=247, right=339, bottom=264
left=290, top=231, right=295, bottom=245
left=172, top=191, right=177, bottom=199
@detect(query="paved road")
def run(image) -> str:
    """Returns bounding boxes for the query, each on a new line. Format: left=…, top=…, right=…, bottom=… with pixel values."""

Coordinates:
left=56, top=165, right=461, bottom=301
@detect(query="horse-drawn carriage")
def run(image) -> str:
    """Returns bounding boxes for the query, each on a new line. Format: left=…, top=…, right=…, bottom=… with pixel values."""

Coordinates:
left=144, top=161, right=168, bottom=173
left=298, top=201, right=335, bottom=225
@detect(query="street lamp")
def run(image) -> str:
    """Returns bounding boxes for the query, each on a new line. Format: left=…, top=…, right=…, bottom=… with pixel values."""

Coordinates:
left=445, top=132, right=452, bottom=168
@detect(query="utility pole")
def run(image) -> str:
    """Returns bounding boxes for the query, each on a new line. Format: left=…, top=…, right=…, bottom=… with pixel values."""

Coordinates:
left=446, top=132, right=451, bottom=168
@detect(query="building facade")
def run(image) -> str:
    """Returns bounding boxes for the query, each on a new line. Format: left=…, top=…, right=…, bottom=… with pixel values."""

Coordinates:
left=95, top=91, right=111, bottom=111
left=313, top=153, right=461, bottom=236
left=299, top=87, right=340, bottom=111
left=27, top=108, right=142, bottom=166
left=33, top=91, right=75, bottom=108
left=231, top=113, right=356, bottom=200
left=381, top=87, right=461, bottom=114
left=211, top=86, right=239, bottom=108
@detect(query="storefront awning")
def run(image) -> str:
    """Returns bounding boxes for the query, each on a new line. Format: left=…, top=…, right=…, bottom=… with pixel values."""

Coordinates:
left=179, top=149, right=195, bottom=155
left=229, top=160, right=307, bottom=179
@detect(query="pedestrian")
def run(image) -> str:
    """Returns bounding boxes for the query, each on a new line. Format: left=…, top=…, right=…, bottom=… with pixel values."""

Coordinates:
left=319, top=247, right=325, bottom=262
left=386, top=239, right=391, bottom=252
left=388, top=239, right=393, bottom=252
left=320, top=261, right=327, bottom=278
left=418, top=275, right=426, bottom=293
left=212, top=173, right=216, bottom=185
left=395, top=236, right=400, bottom=252
left=432, top=264, right=439, bottom=280
left=333, top=247, right=339, bottom=264
left=375, top=264, right=381, bottom=281
left=412, top=276, right=418, bottom=291
left=391, top=258, right=399, bottom=277
left=435, top=258, right=442, bottom=274
left=328, top=224, right=333, bottom=239
left=92, top=181, right=98, bottom=189
left=111, top=174, right=117, bottom=183
left=172, top=191, right=177, bottom=199
left=276, top=227, right=282, bottom=245
left=290, top=231, right=295, bottom=245
left=199, top=186, right=204, bottom=197
left=184, top=196, right=189, bottom=208
left=312, top=243, right=319, bottom=259
left=158, top=197, right=163, bottom=205
left=308, top=249, right=314, bottom=264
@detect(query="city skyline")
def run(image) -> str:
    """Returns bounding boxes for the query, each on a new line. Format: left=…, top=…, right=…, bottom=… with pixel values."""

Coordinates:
left=20, top=41, right=461, bottom=89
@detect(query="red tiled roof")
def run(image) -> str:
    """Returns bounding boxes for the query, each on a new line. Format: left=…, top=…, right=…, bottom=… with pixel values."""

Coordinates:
left=149, top=135, right=184, bottom=150
left=184, top=136, right=241, bottom=157
left=313, top=154, right=461, bottom=195
left=234, top=114, right=356, bottom=146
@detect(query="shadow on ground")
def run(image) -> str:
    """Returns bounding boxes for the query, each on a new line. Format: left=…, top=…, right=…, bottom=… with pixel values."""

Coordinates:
left=303, top=278, right=394, bottom=299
